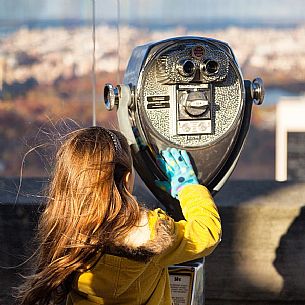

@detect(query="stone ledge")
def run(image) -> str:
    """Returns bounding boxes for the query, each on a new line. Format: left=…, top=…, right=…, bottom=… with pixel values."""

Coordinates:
left=1, top=177, right=305, bottom=304
left=208, top=180, right=305, bottom=302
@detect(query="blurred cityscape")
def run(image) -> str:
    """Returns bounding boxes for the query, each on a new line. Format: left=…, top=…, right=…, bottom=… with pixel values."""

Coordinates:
left=0, top=24, right=305, bottom=178
left=2, top=24, right=305, bottom=87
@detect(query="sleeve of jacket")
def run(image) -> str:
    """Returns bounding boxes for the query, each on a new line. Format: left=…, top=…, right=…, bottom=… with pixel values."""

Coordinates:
left=156, top=184, right=222, bottom=267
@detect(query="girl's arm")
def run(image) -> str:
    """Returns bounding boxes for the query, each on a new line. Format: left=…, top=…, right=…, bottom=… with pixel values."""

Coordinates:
left=155, top=184, right=221, bottom=267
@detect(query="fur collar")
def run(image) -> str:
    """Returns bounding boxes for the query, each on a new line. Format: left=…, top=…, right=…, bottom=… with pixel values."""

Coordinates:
left=107, top=211, right=174, bottom=262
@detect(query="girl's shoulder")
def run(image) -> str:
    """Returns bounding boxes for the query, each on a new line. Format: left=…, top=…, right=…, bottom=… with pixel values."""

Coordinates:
left=146, top=208, right=175, bottom=253
left=147, top=208, right=174, bottom=235
left=100, top=208, right=174, bottom=263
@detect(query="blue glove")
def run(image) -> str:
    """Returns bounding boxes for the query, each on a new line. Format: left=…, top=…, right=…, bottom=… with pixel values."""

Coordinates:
left=155, top=148, right=199, bottom=199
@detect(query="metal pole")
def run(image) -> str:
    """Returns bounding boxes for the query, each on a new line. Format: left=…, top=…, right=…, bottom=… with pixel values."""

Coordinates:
left=91, top=0, right=96, bottom=126
left=116, top=0, right=121, bottom=84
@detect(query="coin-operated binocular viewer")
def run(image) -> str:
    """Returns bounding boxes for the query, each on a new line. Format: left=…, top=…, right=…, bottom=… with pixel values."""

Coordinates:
left=104, top=37, right=264, bottom=304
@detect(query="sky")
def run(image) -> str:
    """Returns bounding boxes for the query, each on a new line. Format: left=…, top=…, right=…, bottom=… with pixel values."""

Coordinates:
left=0, top=0, right=305, bottom=26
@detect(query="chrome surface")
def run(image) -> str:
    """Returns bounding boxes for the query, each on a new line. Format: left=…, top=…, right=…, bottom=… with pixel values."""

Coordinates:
left=103, top=36, right=263, bottom=219
left=104, top=83, right=119, bottom=110
left=251, top=77, right=265, bottom=105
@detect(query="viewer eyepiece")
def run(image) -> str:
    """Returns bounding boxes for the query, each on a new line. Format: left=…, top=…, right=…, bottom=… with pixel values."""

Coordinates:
left=177, top=59, right=196, bottom=77
left=202, top=59, right=219, bottom=75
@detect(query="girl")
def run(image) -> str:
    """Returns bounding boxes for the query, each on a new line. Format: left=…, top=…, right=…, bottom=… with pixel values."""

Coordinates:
left=18, top=126, right=221, bottom=305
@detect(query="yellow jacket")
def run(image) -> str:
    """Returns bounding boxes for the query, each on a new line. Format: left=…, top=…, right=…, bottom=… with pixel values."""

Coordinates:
left=66, top=185, right=221, bottom=305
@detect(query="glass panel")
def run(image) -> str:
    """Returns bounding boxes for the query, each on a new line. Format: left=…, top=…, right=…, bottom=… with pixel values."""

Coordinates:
left=1, top=0, right=305, bottom=178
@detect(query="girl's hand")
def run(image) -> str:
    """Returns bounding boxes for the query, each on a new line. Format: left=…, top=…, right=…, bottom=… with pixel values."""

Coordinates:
left=155, top=148, right=199, bottom=199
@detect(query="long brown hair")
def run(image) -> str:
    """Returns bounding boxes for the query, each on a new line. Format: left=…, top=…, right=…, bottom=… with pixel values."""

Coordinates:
left=17, top=127, right=141, bottom=305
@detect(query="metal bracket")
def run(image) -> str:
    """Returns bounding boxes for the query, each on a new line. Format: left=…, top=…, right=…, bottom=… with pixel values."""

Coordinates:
left=104, top=83, right=137, bottom=145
